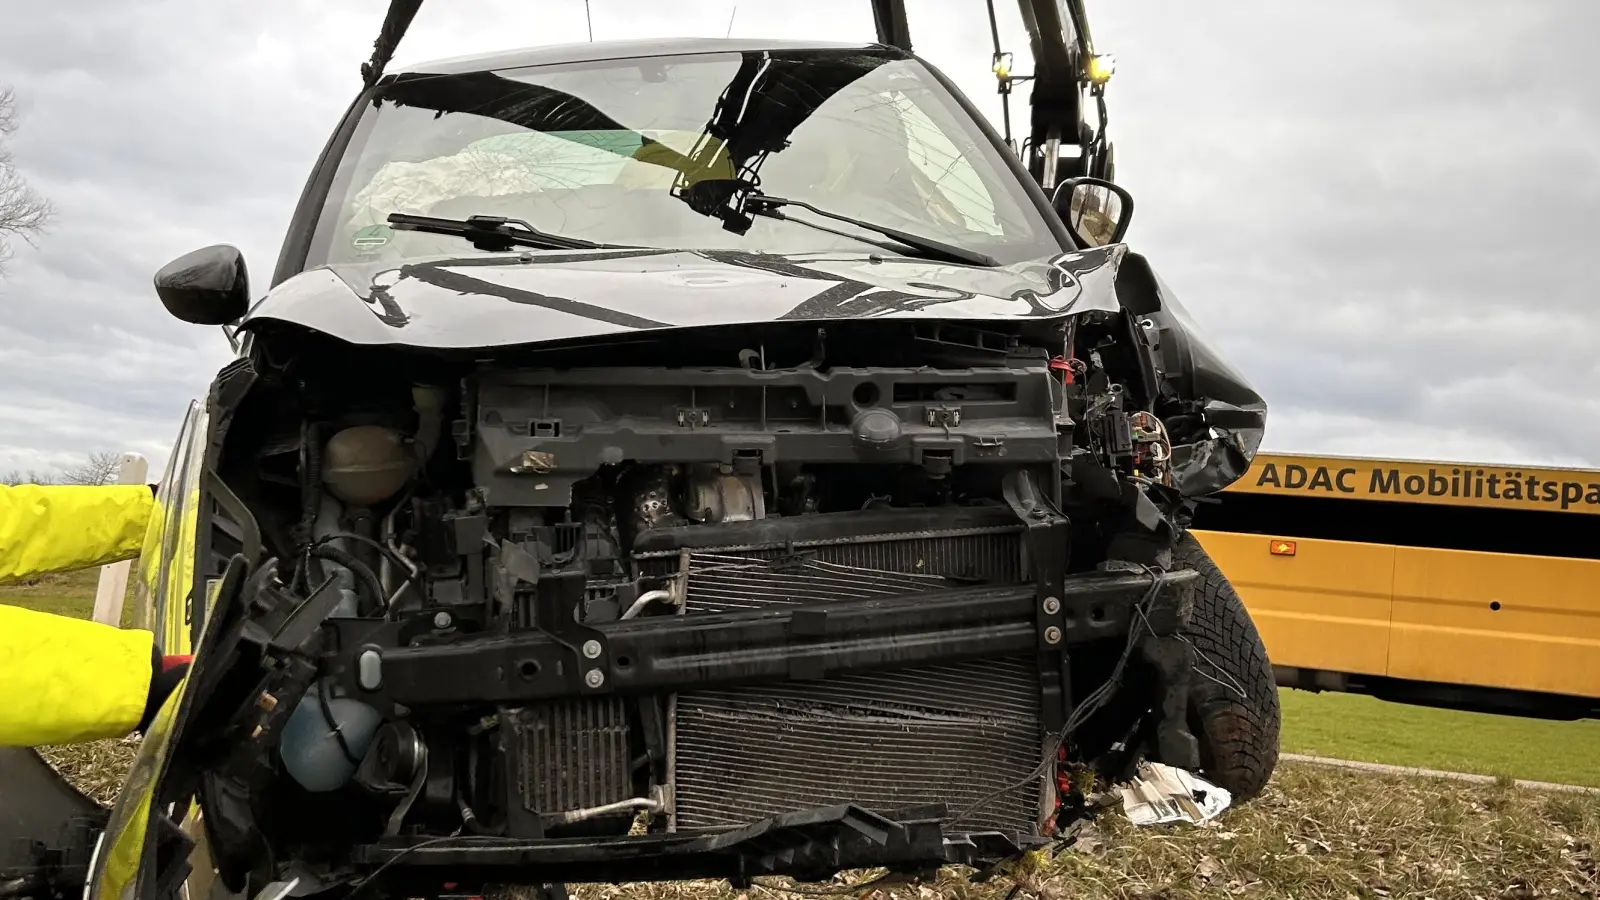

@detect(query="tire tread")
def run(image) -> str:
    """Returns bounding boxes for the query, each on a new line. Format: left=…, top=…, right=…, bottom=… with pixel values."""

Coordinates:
left=1172, top=532, right=1281, bottom=801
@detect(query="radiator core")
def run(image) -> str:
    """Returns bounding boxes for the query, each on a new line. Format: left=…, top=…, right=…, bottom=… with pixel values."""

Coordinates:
left=513, top=697, right=632, bottom=814
left=672, top=656, right=1044, bottom=835
left=666, top=523, right=1046, bottom=838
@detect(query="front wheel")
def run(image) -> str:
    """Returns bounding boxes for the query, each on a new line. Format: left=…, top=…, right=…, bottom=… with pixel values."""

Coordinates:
left=1172, top=532, right=1281, bottom=802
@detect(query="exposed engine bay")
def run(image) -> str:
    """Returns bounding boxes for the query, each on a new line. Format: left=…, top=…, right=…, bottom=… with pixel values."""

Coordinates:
left=155, top=311, right=1242, bottom=895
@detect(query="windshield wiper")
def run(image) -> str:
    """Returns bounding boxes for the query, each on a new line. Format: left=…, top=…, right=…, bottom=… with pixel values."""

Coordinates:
left=386, top=213, right=625, bottom=253
left=744, top=194, right=999, bottom=268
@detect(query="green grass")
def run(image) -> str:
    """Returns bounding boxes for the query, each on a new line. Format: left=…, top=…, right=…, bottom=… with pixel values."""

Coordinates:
left=1280, top=687, right=1600, bottom=787
left=0, top=567, right=99, bottom=618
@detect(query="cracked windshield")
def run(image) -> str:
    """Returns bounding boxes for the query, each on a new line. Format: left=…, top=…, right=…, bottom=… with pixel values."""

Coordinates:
left=307, top=49, right=1059, bottom=268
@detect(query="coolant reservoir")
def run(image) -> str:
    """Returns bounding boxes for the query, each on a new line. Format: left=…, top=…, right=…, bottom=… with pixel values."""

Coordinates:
left=322, top=425, right=413, bottom=506
left=279, top=684, right=383, bottom=792
left=277, top=564, right=381, bottom=792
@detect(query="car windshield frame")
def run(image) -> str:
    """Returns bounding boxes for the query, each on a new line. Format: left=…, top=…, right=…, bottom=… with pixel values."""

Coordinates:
left=297, top=46, right=1068, bottom=272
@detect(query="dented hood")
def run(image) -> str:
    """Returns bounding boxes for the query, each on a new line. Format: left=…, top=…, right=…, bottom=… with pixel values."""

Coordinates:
left=240, top=245, right=1128, bottom=349
left=240, top=241, right=1268, bottom=499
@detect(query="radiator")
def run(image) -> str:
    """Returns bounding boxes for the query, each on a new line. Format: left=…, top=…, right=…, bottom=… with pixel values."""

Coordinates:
left=682, top=551, right=951, bottom=612
left=672, top=656, right=1044, bottom=835
left=663, top=516, right=1047, bottom=838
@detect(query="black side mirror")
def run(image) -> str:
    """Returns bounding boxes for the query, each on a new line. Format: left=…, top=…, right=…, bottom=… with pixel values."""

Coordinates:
left=153, top=245, right=250, bottom=326
left=1052, top=177, right=1135, bottom=247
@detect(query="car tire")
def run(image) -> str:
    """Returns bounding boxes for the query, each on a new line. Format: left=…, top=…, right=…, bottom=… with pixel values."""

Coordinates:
left=1171, top=531, right=1281, bottom=802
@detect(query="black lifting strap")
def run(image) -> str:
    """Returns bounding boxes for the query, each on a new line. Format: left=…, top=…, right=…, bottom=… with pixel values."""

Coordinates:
left=362, top=0, right=424, bottom=88
left=871, top=0, right=912, bottom=52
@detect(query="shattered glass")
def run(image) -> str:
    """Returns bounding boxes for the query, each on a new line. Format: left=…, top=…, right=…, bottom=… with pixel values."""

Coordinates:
left=305, top=49, right=1059, bottom=268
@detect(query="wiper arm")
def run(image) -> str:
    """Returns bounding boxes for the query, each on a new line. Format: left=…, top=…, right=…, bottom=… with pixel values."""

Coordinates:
left=745, top=194, right=999, bottom=267
left=386, top=213, right=622, bottom=252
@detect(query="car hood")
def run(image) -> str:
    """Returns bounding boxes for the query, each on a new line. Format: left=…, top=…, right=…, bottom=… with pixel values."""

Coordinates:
left=239, top=245, right=1129, bottom=349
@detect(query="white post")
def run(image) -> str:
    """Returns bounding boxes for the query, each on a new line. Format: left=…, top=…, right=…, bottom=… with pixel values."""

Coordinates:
left=92, top=452, right=150, bottom=627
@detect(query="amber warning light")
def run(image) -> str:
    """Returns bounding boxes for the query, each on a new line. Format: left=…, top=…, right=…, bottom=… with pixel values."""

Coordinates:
left=1269, top=539, right=1297, bottom=556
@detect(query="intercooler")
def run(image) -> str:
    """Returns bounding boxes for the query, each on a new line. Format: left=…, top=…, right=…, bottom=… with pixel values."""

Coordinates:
left=648, top=512, right=1050, bottom=838
left=512, top=697, right=632, bottom=816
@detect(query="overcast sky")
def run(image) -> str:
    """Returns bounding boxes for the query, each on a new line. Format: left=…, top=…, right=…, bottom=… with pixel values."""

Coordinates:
left=1, top=0, right=1596, bottom=478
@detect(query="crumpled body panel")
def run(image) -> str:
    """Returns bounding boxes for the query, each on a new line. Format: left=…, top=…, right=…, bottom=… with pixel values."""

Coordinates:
left=1137, top=266, right=1268, bottom=498
left=239, top=245, right=1128, bottom=349
left=239, top=243, right=1265, bottom=497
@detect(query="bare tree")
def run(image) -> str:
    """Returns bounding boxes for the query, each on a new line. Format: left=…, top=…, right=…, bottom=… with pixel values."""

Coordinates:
left=60, top=451, right=122, bottom=486
left=1, top=469, right=59, bottom=486
left=0, top=85, right=52, bottom=275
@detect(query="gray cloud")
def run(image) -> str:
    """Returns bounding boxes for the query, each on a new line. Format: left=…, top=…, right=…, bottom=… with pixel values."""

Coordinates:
left=1089, top=0, right=1600, bottom=465
left=0, top=0, right=1594, bottom=477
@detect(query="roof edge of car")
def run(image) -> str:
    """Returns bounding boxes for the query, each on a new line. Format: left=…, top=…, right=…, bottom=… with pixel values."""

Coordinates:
left=395, top=36, right=891, bottom=78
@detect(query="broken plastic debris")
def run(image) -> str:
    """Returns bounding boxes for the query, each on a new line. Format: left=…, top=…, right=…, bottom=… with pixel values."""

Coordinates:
left=1117, top=761, right=1232, bottom=826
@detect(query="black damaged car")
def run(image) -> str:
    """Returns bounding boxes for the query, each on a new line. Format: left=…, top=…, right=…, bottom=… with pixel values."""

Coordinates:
left=39, top=33, right=1278, bottom=900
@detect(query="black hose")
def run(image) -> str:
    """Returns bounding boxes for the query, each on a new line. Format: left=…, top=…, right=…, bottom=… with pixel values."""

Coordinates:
left=301, top=423, right=323, bottom=528
left=297, top=422, right=325, bottom=595
left=457, top=797, right=497, bottom=835
left=348, top=506, right=383, bottom=589
left=315, top=677, right=361, bottom=766
left=307, top=543, right=386, bottom=614
left=311, top=531, right=425, bottom=601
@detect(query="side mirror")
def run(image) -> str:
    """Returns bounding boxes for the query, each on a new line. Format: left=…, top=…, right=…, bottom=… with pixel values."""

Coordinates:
left=153, top=245, right=250, bottom=326
left=1052, top=177, right=1134, bottom=247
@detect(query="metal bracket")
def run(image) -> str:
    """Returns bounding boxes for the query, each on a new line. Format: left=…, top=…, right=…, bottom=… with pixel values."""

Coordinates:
left=1138, top=632, right=1199, bottom=771
left=1002, top=471, right=1074, bottom=732
left=972, top=435, right=1007, bottom=458
left=500, top=545, right=613, bottom=695
left=675, top=407, right=712, bottom=428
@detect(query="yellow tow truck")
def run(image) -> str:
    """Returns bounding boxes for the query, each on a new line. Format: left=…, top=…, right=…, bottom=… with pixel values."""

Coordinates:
left=1191, top=451, right=1600, bottom=719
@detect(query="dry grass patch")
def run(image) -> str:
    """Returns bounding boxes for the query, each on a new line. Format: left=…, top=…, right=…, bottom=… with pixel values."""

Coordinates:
left=37, top=736, right=141, bottom=806
left=1019, top=762, right=1600, bottom=898
left=577, top=763, right=1600, bottom=900
left=36, top=753, right=1600, bottom=899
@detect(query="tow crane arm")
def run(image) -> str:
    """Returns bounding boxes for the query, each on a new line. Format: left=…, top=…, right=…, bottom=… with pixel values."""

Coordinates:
left=360, top=0, right=1116, bottom=193
left=869, top=0, right=1115, bottom=191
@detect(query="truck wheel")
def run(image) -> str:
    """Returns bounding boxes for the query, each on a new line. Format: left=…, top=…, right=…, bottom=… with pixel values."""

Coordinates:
left=1171, top=532, right=1281, bottom=802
